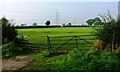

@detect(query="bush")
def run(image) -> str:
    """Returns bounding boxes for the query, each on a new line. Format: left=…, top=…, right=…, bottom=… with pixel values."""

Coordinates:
left=95, top=13, right=120, bottom=51
left=1, top=17, right=17, bottom=44
left=58, top=48, right=120, bottom=70
left=94, top=40, right=103, bottom=51
left=2, top=42, right=24, bottom=58
left=34, top=49, right=59, bottom=59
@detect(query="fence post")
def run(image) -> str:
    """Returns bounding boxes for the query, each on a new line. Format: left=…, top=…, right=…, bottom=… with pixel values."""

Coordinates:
left=47, top=36, right=52, bottom=51
left=75, top=36, right=78, bottom=48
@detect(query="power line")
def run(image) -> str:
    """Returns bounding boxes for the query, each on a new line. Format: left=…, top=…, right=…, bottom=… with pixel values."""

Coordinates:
left=73, top=18, right=76, bottom=24
left=56, top=11, right=59, bottom=24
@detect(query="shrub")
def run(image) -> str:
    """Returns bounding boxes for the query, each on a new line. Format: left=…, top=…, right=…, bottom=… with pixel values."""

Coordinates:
left=94, top=40, right=103, bottom=51
left=95, top=12, right=120, bottom=51
left=58, top=48, right=120, bottom=70
left=2, top=42, right=24, bottom=58
left=1, top=17, right=17, bottom=44
left=33, top=49, right=59, bottom=62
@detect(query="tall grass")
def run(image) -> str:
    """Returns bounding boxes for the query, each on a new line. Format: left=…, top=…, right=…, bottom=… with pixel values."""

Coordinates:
left=57, top=48, right=120, bottom=70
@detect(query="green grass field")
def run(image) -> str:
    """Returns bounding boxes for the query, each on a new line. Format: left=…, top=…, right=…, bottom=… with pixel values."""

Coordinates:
left=18, top=27, right=94, bottom=36
left=17, top=27, right=95, bottom=51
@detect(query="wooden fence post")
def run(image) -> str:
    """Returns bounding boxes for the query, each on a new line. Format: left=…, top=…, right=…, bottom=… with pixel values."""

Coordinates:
left=75, top=36, right=78, bottom=48
left=47, top=36, right=52, bottom=51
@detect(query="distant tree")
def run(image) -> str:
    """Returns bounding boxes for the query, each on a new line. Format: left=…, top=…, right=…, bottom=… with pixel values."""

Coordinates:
left=86, top=19, right=94, bottom=26
left=21, top=24, right=26, bottom=27
left=86, top=17, right=103, bottom=26
left=45, top=20, right=50, bottom=26
left=94, top=17, right=101, bottom=22
left=1, top=17, right=17, bottom=44
left=21, top=24, right=24, bottom=26
left=94, top=17, right=103, bottom=26
left=33, top=22, right=37, bottom=26
left=68, top=23, right=72, bottom=26
left=24, top=24, right=26, bottom=26
left=62, top=23, right=65, bottom=26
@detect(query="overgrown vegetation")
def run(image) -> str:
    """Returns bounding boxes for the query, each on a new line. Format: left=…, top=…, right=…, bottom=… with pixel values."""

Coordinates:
left=58, top=48, right=120, bottom=70
left=2, top=39, right=33, bottom=58
left=35, top=49, right=59, bottom=58
left=30, top=47, right=120, bottom=70
left=2, top=42, right=23, bottom=58
left=1, top=17, right=32, bottom=58
left=95, top=12, right=120, bottom=51
left=1, top=17, right=17, bottom=44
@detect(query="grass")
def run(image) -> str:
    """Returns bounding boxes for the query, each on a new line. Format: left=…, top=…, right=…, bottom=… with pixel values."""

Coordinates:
left=22, top=48, right=68, bottom=70
left=17, top=27, right=94, bottom=36
left=17, top=27, right=95, bottom=50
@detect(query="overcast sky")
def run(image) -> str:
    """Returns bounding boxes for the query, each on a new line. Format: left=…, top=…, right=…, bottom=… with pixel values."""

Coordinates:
left=0, top=1, right=118, bottom=26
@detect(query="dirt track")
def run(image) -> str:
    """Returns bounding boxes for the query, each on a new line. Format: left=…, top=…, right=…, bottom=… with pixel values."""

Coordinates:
left=2, top=52, right=37, bottom=71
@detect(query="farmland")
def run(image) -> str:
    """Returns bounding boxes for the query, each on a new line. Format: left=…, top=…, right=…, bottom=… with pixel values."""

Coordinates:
left=17, top=27, right=95, bottom=51
left=17, top=27, right=95, bottom=44
left=16, top=27, right=120, bottom=70
left=18, top=27, right=94, bottom=37
left=17, top=27, right=97, bottom=70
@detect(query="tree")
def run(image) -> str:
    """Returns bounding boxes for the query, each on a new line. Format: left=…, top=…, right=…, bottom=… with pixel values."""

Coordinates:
left=86, top=19, right=94, bottom=26
left=95, top=12, right=120, bottom=51
left=1, top=17, right=17, bottom=44
left=62, top=23, right=65, bottom=26
left=21, top=24, right=26, bottom=27
left=86, top=17, right=103, bottom=26
left=93, top=17, right=103, bottom=26
left=33, top=22, right=37, bottom=26
left=45, top=20, right=50, bottom=26
left=21, top=24, right=24, bottom=27
left=68, top=23, right=71, bottom=26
